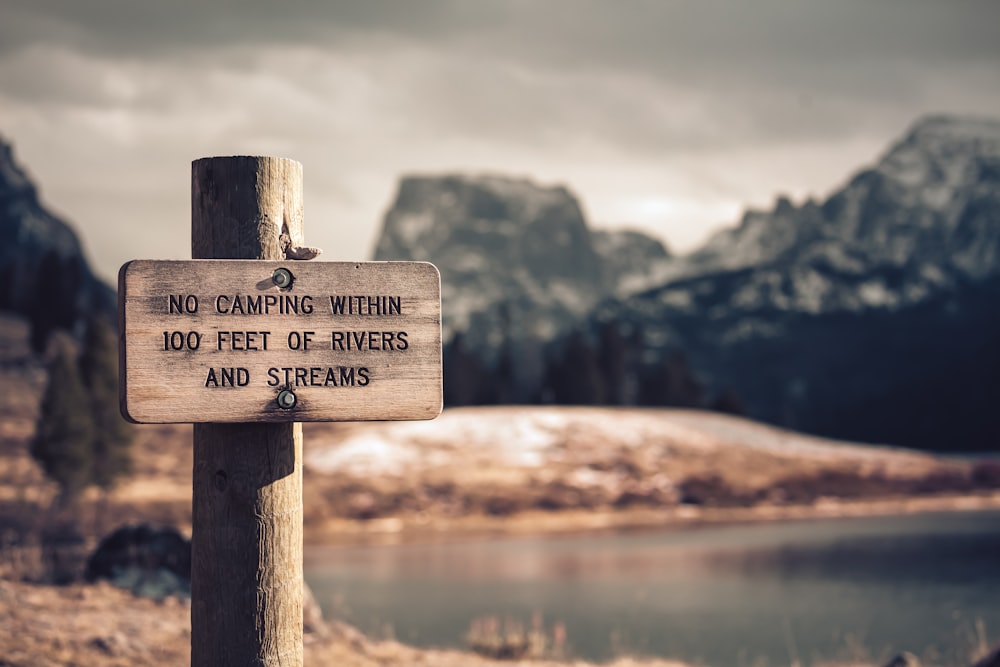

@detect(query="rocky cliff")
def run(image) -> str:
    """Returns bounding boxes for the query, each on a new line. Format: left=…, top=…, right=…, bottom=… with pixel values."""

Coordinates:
left=0, top=136, right=115, bottom=348
left=373, top=174, right=656, bottom=347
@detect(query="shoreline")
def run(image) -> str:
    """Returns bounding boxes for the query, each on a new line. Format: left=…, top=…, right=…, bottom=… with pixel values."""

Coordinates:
left=303, top=490, right=1000, bottom=547
left=4, top=496, right=998, bottom=667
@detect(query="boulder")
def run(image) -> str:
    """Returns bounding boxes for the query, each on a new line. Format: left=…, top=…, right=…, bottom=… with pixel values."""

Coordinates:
left=84, top=524, right=191, bottom=599
left=85, top=523, right=327, bottom=634
left=973, top=645, right=1000, bottom=667
left=883, top=652, right=920, bottom=667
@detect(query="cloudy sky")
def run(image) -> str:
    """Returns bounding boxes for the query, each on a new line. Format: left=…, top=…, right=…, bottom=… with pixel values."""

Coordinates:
left=2, top=0, right=999, bottom=282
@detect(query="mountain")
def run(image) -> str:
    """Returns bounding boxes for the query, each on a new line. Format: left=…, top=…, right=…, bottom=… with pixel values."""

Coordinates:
left=591, top=229, right=674, bottom=296
left=373, top=174, right=668, bottom=345
left=372, top=115, right=1000, bottom=450
left=0, top=136, right=115, bottom=349
left=595, top=115, right=1000, bottom=450
left=687, top=114, right=1000, bottom=295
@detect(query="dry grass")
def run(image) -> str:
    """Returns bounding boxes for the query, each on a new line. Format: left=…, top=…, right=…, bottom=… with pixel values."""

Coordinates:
left=3, top=386, right=1000, bottom=548
left=2, top=576, right=992, bottom=667
left=0, top=578, right=694, bottom=667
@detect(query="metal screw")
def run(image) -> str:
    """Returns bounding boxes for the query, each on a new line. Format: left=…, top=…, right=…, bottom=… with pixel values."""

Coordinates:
left=276, top=390, right=297, bottom=410
left=272, top=267, right=294, bottom=289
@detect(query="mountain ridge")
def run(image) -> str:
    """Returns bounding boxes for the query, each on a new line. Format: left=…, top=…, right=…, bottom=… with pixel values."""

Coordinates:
left=0, top=135, right=115, bottom=346
left=373, top=114, right=1000, bottom=450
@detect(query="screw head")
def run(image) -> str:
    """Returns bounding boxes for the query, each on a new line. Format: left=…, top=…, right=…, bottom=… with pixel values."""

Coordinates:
left=272, top=267, right=294, bottom=289
left=276, top=390, right=297, bottom=410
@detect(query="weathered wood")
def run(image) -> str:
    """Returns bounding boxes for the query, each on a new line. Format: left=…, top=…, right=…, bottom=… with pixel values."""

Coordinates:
left=118, top=259, right=442, bottom=423
left=190, top=157, right=303, bottom=667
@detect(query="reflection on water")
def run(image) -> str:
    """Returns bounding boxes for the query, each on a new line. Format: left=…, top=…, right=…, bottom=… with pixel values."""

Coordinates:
left=305, top=511, right=1000, bottom=665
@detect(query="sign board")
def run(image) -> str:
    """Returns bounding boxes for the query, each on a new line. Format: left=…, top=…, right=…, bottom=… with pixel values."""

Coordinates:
left=119, top=260, right=442, bottom=423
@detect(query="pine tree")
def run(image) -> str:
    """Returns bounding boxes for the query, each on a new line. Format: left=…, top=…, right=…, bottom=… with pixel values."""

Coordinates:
left=31, top=335, right=95, bottom=505
left=29, top=251, right=79, bottom=355
left=545, top=331, right=605, bottom=405
left=491, top=303, right=516, bottom=404
left=79, top=317, right=133, bottom=490
left=710, top=388, right=747, bottom=416
left=637, top=350, right=704, bottom=408
left=598, top=322, right=627, bottom=405
left=443, top=333, right=491, bottom=406
left=492, top=341, right=516, bottom=405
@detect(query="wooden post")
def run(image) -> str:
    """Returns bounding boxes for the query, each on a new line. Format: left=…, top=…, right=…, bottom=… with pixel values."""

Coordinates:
left=190, top=157, right=303, bottom=666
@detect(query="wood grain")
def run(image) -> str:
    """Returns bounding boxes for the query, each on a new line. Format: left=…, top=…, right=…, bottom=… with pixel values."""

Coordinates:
left=119, top=260, right=443, bottom=423
left=189, top=156, right=303, bottom=667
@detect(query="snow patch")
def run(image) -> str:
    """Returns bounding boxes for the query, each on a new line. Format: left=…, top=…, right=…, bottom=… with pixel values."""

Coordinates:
left=856, top=280, right=897, bottom=308
left=719, top=319, right=784, bottom=345
left=548, top=280, right=594, bottom=315
left=306, top=434, right=421, bottom=476
left=657, top=288, right=694, bottom=310
left=789, top=268, right=831, bottom=314
left=304, top=407, right=938, bottom=486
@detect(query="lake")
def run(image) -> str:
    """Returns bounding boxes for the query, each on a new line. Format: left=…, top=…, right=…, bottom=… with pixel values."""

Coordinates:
left=305, top=510, right=1000, bottom=665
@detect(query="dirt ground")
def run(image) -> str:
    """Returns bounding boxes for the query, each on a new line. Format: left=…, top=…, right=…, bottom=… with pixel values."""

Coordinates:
left=0, top=578, right=694, bottom=667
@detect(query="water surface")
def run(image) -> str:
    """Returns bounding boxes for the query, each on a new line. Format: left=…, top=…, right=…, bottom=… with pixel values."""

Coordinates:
left=305, top=510, right=1000, bottom=665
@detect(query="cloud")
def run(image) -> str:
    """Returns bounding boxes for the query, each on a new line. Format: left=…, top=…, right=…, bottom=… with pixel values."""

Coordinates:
left=1, top=1, right=999, bottom=280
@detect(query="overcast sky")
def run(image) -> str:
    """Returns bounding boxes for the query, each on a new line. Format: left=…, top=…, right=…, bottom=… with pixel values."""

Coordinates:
left=2, top=0, right=999, bottom=282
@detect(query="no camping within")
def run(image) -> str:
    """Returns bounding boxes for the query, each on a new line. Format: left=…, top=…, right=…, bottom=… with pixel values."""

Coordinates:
left=119, top=260, right=442, bottom=424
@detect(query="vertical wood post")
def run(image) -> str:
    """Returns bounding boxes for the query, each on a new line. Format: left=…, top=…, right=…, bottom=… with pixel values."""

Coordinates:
left=190, top=157, right=304, bottom=666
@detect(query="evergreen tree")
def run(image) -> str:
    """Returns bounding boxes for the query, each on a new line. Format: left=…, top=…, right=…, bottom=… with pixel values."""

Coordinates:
left=597, top=322, right=628, bottom=405
left=79, top=317, right=133, bottom=490
left=544, top=330, right=605, bottom=405
left=0, top=265, right=12, bottom=310
left=29, top=251, right=80, bottom=355
left=492, top=303, right=516, bottom=404
left=31, top=335, right=94, bottom=505
left=443, top=333, right=491, bottom=406
left=492, top=340, right=516, bottom=405
left=710, top=388, right=747, bottom=416
left=637, top=350, right=704, bottom=408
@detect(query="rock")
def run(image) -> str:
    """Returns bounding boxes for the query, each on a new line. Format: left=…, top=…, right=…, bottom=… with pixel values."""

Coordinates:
left=591, top=228, right=674, bottom=296
left=84, top=524, right=191, bottom=599
left=883, top=652, right=920, bottom=667
left=973, top=645, right=1000, bottom=667
left=88, top=633, right=130, bottom=656
left=87, top=523, right=326, bottom=630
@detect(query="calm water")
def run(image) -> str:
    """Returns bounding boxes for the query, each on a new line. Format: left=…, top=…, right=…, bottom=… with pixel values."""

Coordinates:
left=305, top=511, right=1000, bottom=665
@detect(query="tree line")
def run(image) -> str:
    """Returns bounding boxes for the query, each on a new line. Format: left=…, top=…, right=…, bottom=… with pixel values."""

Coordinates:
left=444, top=321, right=745, bottom=413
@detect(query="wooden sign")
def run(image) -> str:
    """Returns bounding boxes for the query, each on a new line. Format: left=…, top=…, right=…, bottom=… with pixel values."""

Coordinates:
left=119, top=260, right=442, bottom=423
